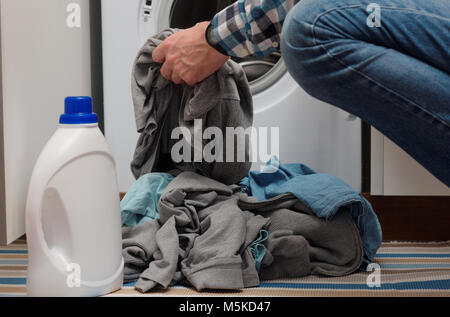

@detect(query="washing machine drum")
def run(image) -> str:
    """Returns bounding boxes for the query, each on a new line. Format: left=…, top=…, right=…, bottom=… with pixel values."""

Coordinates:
left=168, top=0, right=283, bottom=85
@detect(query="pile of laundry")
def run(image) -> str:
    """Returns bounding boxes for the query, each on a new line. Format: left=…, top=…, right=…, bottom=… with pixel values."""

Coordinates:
left=121, top=29, right=382, bottom=293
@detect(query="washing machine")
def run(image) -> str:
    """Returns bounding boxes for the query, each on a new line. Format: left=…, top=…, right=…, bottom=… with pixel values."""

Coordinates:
left=101, top=0, right=362, bottom=192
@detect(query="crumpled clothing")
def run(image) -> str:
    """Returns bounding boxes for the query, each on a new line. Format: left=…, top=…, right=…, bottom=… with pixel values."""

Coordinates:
left=122, top=171, right=364, bottom=292
left=123, top=172, right=269, bottom=292
left=239, top=156, right=382, bottom=266
left=130, top=28, right=254, bottom=185
left=237, top=192, right=363, bottom=279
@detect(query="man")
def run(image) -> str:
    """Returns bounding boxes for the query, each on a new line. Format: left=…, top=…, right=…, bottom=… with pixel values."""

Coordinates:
left=152, top=0, right=450, bottom=187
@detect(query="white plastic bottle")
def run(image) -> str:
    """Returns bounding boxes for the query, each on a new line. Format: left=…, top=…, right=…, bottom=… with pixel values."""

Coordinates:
left=25, top=96, right=123, bottom=297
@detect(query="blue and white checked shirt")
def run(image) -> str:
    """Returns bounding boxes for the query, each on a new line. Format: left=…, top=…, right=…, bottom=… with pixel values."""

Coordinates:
left=211, top=0, right=300, bottom=58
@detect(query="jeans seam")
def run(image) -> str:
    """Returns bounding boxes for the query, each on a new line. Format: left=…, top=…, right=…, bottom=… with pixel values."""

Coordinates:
left=309, top=5, right=450, bottom=132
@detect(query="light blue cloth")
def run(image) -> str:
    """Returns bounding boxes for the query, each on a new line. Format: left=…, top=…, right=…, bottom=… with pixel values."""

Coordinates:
left=239, top=157, right=382, bottom=266
left=249, top=229, right=269, bottom=273
left=121, top=173, right=174, bottom=227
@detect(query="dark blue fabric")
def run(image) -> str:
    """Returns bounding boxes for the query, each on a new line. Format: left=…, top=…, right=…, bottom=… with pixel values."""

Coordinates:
left=240, top=157, right=382, bottom=266
left=281, top=0, right=450, bottom=186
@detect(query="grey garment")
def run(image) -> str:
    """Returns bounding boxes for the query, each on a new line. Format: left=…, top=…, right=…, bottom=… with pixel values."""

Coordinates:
left=130, top=29, right=253, bottom=185
left=123, top=171, right=269, bottom=292
left=122, top=219, right=197, bottom=290
left=237, top=193, right=364, bottom=280
left=122, top=220, right=161, bottom=284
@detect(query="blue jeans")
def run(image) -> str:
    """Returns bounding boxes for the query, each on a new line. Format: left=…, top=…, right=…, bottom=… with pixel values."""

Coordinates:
left=281, top=0, right=450, bottom=187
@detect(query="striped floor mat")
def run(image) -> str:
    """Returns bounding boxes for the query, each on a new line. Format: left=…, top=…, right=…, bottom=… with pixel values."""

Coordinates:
left=1, top=238, right=449, bottom=297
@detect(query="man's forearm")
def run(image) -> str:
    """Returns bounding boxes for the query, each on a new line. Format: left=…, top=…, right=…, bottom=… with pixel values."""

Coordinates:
left=210, top=0, right=300, bottom=58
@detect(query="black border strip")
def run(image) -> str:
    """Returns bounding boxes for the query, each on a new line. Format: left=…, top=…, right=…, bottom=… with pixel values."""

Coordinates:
left=361, top=121, right=371, bottom=193
left=89, top=0, right=105, bottom=134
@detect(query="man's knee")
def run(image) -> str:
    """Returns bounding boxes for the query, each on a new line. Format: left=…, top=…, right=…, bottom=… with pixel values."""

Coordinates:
left=280, top=0, right=327, bottom=97
left=281, top=0, right=351, bottom=98
left=281, top=0, right=317, bottom=50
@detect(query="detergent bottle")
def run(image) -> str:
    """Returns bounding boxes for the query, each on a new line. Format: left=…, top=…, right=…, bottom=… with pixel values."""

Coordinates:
left=25, top=96, right=123, bottom=297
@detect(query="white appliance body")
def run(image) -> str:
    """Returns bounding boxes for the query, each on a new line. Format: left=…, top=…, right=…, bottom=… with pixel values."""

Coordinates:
left=102, top=0, right=362, bottom=192
left=371, top=128, right=450, bottom=196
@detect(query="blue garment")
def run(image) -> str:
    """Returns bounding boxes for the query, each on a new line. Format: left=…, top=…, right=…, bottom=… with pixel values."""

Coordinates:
left=121, top=173, right=174, bottom=227
left=249, top=229, right=269, bottom=272
left=281, top=0, right=450, bottom=186
left=240, top=157, right=382, bottom=266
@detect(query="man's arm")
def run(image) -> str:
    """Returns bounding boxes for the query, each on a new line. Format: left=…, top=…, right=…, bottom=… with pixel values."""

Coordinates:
left=152, top=0, right=299, bottom=85
left=211, top=0, right=299, bottom=58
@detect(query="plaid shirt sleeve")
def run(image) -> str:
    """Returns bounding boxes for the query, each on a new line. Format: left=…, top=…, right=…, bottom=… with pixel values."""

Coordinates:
left=210, top=0, right=300, bottom=58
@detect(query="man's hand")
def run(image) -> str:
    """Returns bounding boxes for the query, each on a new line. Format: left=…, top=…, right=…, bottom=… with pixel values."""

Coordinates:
left=152, top=22, right=229, bottom=86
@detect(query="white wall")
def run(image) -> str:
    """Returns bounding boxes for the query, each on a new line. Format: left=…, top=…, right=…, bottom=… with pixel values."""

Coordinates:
left=0, top=0, right=92, bottom=244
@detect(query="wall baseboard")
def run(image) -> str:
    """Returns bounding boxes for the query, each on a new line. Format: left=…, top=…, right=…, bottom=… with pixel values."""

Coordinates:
left=120, top=192, right=450, bottom=241
left=362, top=193, right=450, bottom=241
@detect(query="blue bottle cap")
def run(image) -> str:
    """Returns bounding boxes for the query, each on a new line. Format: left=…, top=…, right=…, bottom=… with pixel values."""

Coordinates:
left=59, top=96, right=98, bottom=124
